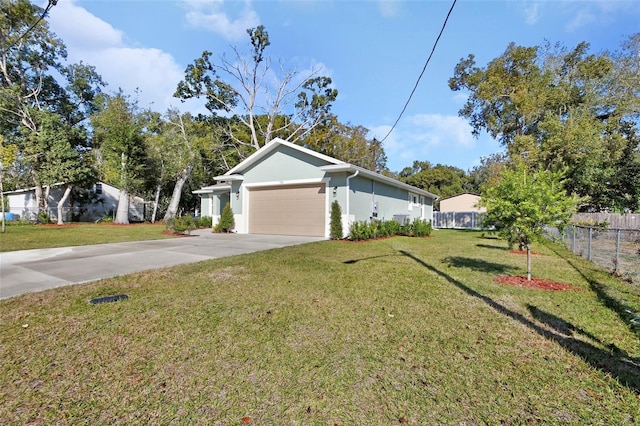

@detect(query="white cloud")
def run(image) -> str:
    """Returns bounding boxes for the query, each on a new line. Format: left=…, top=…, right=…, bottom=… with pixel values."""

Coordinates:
left=379, top=0, right=402, bottom=18
left=184, top=0, right=260, bottom=41
left=370, top=114, right=476, bottom=171
left=523, top=2, right=540, bottom=25
left=565, top=7, right=597, bottom=32
left=47, top=0, right=192, bottom=113
left=408, top=114, right=475, bottom=147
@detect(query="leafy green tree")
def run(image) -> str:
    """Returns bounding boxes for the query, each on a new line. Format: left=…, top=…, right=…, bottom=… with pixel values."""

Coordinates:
left=175, top=25, right=338, bottom=153
left=0, top=135, right=18, bottom=232
left=24, top=110, right=96, bottom=224
left=91, top=93, right=149, bottom=224
left=480, top=164, right=580, bottom=280
left=468, top=152, right=507, bottom=193
left=450, top=36, right=640, bottom=212
left=301, top=116, right=387, bottom=171
left=399, top=161, right=471, bottom=201
left=0, top=0, right=104, bottom=215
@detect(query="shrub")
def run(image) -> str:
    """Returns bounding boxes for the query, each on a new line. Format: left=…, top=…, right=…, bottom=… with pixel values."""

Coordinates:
left=195, top=216, right=212, bottom=228
left=37, top=212, right=51, bottom=224
left=348, top=221, right=371, bottom=241
left=411, top=218, right=432, bottom=237
left=348, top=218, right=432, bottom=241
left=329, top=200, right=343, bottom=240
left=214, top=203, right=235, bottom=233
left=166, top=216, right=196, bottom=235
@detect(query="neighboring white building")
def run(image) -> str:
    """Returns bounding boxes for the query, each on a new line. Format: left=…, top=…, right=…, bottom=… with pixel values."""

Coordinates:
left=4, top=182, right=144, bottom=222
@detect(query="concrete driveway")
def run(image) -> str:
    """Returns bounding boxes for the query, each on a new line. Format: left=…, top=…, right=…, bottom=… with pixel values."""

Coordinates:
left=0, top=230, right=324, bottom=300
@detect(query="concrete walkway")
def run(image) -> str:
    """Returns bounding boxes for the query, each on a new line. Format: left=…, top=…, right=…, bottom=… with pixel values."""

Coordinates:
left=0, top=230, right=324, bottom=300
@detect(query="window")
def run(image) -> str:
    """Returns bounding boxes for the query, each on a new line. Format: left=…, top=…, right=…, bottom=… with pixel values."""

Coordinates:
left=408, top=193, right=420, bottom=211
left=95, top=183, right=102, bottom=194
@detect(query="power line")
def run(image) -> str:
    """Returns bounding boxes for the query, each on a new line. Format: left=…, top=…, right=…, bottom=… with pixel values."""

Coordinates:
left=7, top=0, right=58, bottom=50
left=379, top=0, right=457, bottom=144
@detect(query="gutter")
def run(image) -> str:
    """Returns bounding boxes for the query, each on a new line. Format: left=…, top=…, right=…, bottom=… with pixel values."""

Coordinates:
left=345, top=170, right=359, bottom=225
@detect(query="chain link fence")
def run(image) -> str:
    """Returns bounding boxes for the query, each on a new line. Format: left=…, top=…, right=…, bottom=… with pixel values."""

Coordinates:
left=546, top=225, right=640, bottom=285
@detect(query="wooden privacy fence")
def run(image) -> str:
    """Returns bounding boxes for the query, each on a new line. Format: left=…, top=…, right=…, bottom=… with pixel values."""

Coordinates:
left=572, top=213, right=640, bottom=230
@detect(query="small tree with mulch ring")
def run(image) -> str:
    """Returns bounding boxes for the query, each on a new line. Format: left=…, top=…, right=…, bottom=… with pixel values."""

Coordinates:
left=480, top=164, right=580, bottom=281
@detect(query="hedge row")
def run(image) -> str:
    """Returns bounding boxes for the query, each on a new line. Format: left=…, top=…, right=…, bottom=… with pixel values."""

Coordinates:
left=348, top=218, right=432, bottom=241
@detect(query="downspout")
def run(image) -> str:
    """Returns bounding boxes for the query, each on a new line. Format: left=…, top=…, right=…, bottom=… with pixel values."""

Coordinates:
left=345, top=170, right=359, bottom=227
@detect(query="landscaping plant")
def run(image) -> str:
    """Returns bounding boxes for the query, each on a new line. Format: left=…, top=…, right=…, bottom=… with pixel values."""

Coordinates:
left=480, top=164, right=579, bottom=280
left=329, top=200, right=343, bottom=240
left=214, top=202, right=234, bottom=233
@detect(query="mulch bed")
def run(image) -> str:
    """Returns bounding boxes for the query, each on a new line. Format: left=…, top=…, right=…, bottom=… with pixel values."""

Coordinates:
left=494, top=275, right=578, bottom=291
left=508, top=250, right=542, bottom=255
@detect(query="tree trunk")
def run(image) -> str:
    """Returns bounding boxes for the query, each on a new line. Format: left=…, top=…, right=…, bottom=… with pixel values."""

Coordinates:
left=163, top=163, right=194, bottom=221
left=151, top=158, right=165, bottom=223
left=115, top=189, right=130, bottom=224
left=526, top=244, right=532, bottom=281
left=35, top=183, right=44, bottom=217
left=151, top=183, right=161, bottom=223
left=57, top=184, right=73, bottom=225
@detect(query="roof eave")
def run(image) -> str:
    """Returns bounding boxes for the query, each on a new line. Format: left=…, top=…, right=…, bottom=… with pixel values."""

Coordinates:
left=320, top=164, right=439, bottom=200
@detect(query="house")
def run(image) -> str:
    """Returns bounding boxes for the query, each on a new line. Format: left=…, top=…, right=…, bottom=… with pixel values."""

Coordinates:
left=4, top=182, right=145, bottom=223
left=434, top=193, right=485, bottom=229
left=439, top=193, right=485, bottom=213
left=194, top=138, right=438, bottom=238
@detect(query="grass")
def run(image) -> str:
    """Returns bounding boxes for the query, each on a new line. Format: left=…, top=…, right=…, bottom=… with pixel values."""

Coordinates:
left=0, top=222, right=173, bottom=252
left=1, top=230, right=639, bottom=424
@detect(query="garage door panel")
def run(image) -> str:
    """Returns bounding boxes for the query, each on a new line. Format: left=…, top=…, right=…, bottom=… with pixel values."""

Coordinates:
left=249, top=184, right=325, bottom=236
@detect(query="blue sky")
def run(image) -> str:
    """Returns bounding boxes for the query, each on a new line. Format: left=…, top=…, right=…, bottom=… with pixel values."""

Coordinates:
left=45, top=0, right=640, bottom=173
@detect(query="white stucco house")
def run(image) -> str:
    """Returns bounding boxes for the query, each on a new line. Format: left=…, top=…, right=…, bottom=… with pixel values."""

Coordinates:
left=194, top=138, right=439, bottom=238
left=4, top=182, right=145, bottom=222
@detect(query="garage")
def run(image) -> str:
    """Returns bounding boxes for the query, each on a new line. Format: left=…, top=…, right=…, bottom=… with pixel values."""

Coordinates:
left=248, top=184, right=326, bottom=236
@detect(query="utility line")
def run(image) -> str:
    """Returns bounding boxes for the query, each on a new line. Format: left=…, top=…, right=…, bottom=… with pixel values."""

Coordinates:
left=379, top=0, right=457, bottom=144
left=7, top=0, right=58, bottom=50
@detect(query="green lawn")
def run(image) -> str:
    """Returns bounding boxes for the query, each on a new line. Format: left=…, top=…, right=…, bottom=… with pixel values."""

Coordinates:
left=1, top=230, right=639, bottom=424
left=0, top=222, right=173, bottom=252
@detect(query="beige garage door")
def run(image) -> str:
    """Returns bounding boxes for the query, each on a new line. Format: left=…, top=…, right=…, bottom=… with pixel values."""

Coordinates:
left=249, top=184, right=326, bottom=236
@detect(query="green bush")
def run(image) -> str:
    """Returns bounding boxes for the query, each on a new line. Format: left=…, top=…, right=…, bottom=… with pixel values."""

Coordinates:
left=347, top=221, right=368, bottom=241
left=195, top=216, right=212, bottom=228
left=411, top=218, right=433, bottom=237
left=348, top=218, right=432, bottom=241
left=37, top=212, right=51, bottom=224
left=166, top=216, right=196, bottom=235
left=329, top=200, right=343, bottom=240
left=214, top=203, right=235, bottom=233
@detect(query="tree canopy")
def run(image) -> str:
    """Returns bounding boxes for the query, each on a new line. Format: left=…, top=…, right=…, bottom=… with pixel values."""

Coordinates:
left=398, top=161, right=474, bottom=202
left=1, top=0, right=103, bottom=219
left=175, top=25, right=338, bottom=153
left=480, top=164, right=580, bottom=280
left=450, top=35, right=640, bottom=212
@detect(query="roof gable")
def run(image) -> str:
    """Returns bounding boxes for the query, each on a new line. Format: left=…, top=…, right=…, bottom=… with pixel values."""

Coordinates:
left=210, top=137, right=438, bottom=200
left=222, top=138, right=344, bottom=177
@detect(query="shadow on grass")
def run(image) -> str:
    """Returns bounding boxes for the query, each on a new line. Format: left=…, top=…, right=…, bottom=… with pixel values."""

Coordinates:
left=476, top=243, right=507, bottom=251
left=443, top=256, right=516, bottom=275
left=398, top=249, right=640, bottom=393
left=343, top=254, right=402, bottom=264
left=543, top=241, right=640, bottom=340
